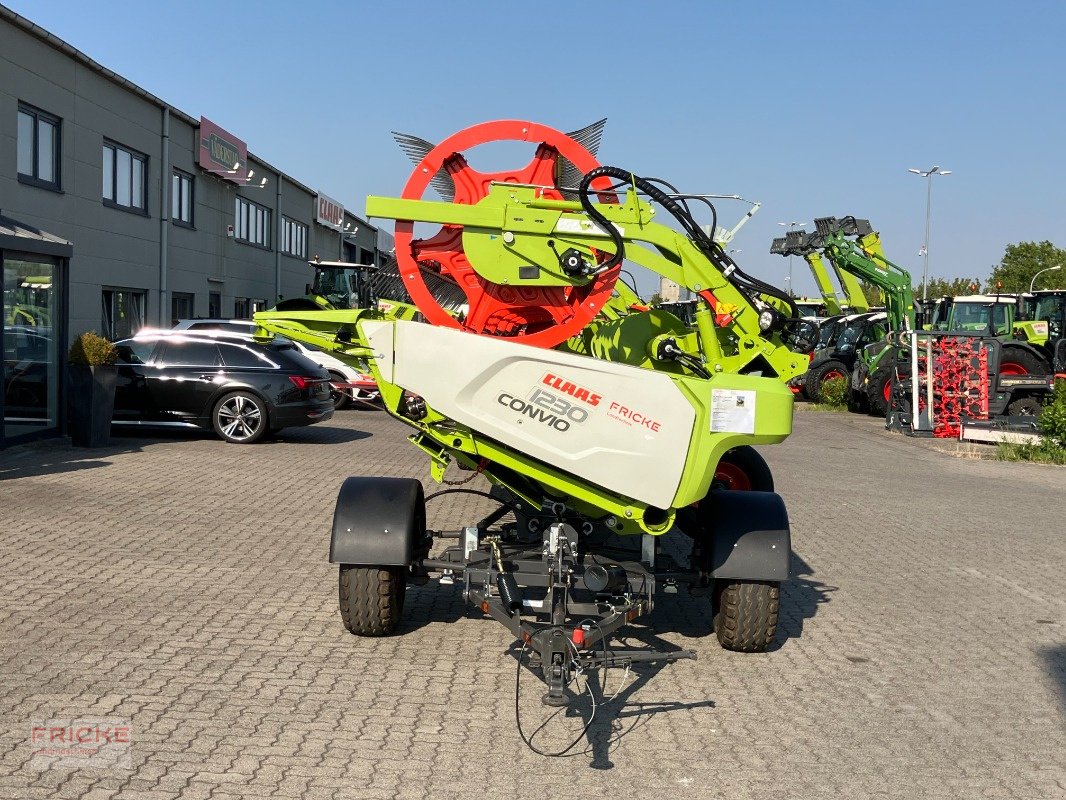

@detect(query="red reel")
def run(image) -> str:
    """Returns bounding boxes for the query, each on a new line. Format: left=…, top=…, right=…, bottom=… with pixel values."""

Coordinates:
left=394, top=120, right=619, bottom=348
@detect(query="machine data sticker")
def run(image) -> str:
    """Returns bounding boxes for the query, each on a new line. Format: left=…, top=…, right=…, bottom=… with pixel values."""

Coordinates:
left=710, top=389, right=756, bottom=434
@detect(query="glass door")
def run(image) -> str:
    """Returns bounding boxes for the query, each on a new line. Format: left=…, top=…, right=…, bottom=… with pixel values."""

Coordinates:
left=3, top=253, right=60, bottom=441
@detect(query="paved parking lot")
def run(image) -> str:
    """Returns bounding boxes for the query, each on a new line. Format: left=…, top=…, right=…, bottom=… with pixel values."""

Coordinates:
left=1, top=407, right=1063, bottom=799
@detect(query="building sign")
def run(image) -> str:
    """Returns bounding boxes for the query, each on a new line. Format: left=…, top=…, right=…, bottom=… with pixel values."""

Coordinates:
left=198, top=117, right=248, bottom=184
left=315, top=193, right=344, bottom=228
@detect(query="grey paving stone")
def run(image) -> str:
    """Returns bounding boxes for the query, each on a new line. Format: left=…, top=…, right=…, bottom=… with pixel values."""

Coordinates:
left=0, top=407, right=1063, bottom=800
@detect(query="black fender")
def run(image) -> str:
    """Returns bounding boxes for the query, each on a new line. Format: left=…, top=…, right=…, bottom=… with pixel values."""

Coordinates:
left=328, top=477, right=425, bottom=566
left=708, top=490, right=791, bottom=582
left=997, top=340, right=1051, bottom=372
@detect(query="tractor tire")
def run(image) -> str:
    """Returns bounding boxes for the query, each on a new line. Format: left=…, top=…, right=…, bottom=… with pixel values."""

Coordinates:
left=1005, top=396, right=1044, bottom=417
left=807, top=360, right=849, bottom=403
left=338, top=565, right=406, bottom=636
left=999, top=345, right=1049, bottom=377
left=713, top=446, right=774, bottom=492
left=713, top=579, right=780, bottom=652
left=866, top=366, right=894, bottom=417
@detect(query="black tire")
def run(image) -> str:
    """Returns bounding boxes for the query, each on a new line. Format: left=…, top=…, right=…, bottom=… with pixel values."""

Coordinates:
left=807, top=360, right=849, bottom=403
left=713, top=446, right=774, bottom=492
left=998, top=345, right=1049, bottom=377
left=328, top=372, right=351, bottom=411
left=866, top=366, right=893, bottom=416
left=1005, top=395, right=1044, bottom=417
left=212, top=391, right=268, bottom=444
left=338, top=565, right=406, bottom=636
left=713, top=579, right=779, bottom=652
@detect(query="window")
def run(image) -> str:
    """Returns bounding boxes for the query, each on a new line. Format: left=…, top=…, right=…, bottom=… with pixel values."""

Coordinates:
left=103, top=141, right=148, bottom=213
left=234, top=297, right=251, bottom=318
left=115, top=341, right=155, bottom=365
left=281, top=217, right=307, bottom=258
left=235, top=197, right=270, bottom=248
left=17, top=104, right=61, bottom=190
left=219, top=343, right=274, bottom=369
left=102, top=288, right=147, bottom=340
left=171, top=292, right=194, bottom=326
left=171, top=170, right=194, bottom=226
left=159, top=342, right=221, bottom=367
left=208, top=291, right=222, bottom=318
left=188, top=321, right=254, bottom=334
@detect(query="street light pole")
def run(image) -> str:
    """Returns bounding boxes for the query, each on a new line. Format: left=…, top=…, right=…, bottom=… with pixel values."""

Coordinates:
left=777, top=221, right=805, bottom=297
left=908, top=165, right=952, bottom=300
left=1030, top=265, right=1062, bottom=293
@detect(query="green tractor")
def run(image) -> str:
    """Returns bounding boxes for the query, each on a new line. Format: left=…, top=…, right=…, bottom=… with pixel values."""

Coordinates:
left=1019, top=290, right=1066, bottom=375
left=273, top=257, right=467, bottom=322
left=925, top=294, right=1050, bottom=376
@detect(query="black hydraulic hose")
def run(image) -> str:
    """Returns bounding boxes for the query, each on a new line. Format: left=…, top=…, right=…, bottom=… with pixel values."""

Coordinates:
left=577, top=167, right=628, bottom=271
left=579, top=166, right=797, bottom=319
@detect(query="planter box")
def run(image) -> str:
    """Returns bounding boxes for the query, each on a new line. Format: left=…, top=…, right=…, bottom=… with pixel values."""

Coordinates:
left=68, top=365, right=117, bottom=447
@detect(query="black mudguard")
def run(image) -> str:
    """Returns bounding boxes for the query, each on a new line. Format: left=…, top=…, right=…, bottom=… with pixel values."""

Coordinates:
left=708, top=490, right=791, bottom=582
left=328, top=477, right=425, bottom=566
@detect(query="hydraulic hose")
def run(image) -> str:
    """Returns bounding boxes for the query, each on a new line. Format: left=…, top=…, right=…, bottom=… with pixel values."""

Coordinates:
left=578, top=167, right=798, bottom=319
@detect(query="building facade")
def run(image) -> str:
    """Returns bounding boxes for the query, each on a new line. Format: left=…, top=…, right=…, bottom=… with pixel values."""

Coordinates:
left=0, top=5, right=393, bottom=447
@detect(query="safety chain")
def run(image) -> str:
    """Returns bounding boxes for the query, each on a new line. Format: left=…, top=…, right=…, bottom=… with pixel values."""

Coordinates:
left=442, top=458, right=489, bottom=486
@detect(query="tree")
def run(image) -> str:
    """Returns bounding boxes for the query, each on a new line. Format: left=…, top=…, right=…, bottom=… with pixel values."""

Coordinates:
left=648, top=292, right=663, bottom=306
left=988, top=241, right=1066, bottom=292
left=860, top=281, right=883, bottom=307
left=915, top=277, right=984, bottom=298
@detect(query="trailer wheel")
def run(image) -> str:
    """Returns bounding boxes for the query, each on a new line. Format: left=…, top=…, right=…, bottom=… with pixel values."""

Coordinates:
left=713, top=446, right=774, bottom=492
left=713, top=579, right=779, bottom=652
left=338, top=565, right=406, bottom=636
left=807, top=360, right=849, bottom=403
left=1005, top=396, right=1043, bottom=417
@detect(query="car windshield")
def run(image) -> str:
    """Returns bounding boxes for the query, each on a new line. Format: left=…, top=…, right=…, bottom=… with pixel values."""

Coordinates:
left=836, top=321, right=865, bottom=347
left=312, top=267, right=374, bottom=310
left=818, top=320, right=842, bottom=347
left=946, top=303, right=990, bottom=331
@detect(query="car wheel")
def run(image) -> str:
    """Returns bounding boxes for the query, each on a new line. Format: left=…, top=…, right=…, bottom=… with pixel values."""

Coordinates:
left=212, top=391, right=268, bottom=444
left=328, top=372, right=352, bottom=411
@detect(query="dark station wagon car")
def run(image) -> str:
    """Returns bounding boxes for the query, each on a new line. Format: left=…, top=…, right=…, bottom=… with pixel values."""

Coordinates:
left=112, top=330, right=334, bottom=443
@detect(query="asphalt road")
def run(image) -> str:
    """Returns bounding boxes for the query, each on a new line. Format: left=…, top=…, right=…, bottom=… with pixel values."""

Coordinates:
left=0, top=407, right=1063, bottom=799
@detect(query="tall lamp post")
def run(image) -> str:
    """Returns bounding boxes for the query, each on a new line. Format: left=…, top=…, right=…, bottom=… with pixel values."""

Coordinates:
left=1030, top=265, right=1061, bottom=293
left=908, top=165, right=952, bottom=300
left=777, top=221, right=805, bottom=297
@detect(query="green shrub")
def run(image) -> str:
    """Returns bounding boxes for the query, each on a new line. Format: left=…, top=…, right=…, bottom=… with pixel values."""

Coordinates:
left=1039, top=379, right=1066, bottom=449
left=820, top=376, right=850, bottom=407
left=68, top=331, right=117, bottom=366
left=996, top=438, right=1066, bottom=465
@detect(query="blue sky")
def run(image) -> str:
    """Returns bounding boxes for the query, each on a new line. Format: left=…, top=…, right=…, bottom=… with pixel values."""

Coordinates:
left=7, top=0, right=1065, bottom=297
